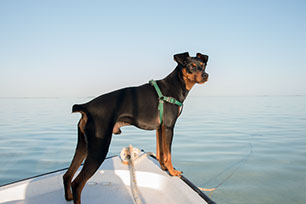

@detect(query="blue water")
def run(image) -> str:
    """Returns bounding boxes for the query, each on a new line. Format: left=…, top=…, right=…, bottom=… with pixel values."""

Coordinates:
left=0, top=96, right=306, bottom=203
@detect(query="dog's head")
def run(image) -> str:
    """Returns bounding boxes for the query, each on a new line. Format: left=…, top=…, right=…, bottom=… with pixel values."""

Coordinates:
left=174, top=52, right=209, bottom=89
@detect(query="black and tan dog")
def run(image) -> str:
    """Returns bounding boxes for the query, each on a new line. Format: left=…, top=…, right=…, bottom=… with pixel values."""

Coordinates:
left=63, top=52, right=209, bottom=204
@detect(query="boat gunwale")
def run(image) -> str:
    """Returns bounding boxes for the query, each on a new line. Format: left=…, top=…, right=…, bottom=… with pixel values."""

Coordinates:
left=149, top=154, right=216, bottom=204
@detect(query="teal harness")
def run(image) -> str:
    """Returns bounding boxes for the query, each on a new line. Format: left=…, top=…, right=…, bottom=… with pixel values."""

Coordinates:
left=149, top=80, right=183, bottom=125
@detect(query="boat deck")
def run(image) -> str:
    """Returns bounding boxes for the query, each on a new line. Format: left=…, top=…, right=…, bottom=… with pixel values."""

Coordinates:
left=0, top=153, right=213, bottom=204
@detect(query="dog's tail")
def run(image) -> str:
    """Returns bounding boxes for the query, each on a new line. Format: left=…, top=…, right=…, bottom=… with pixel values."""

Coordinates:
left=72, top=104, right=84, bottom=113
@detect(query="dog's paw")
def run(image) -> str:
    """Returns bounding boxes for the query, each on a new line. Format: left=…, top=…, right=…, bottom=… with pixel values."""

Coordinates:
left=168, top=169, right=182, bottom=177
left=65, top=192, right=73, bottom=201
left=160, top=164, right=167, bottom=171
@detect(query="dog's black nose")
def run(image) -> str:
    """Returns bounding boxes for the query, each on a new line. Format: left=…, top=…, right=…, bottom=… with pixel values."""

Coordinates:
left=202, top=73, right=209, bottom=79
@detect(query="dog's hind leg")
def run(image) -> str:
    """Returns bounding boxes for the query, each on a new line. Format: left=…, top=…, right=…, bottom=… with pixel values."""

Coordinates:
left=71, top=127, right=112, bottom=204
left=63, top=125, right=88, bottom=201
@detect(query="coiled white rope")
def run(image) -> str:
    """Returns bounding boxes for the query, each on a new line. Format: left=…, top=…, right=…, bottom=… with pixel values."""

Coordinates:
left=119, top=145, right=156, bottom=204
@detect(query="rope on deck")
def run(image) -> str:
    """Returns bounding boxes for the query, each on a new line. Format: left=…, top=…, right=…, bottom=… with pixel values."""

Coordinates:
left=120, top=145, right=156, bottom=204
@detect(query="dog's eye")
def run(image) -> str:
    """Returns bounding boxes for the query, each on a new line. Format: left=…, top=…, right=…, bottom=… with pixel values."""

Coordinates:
left=187, top=64, right=196, bottom=72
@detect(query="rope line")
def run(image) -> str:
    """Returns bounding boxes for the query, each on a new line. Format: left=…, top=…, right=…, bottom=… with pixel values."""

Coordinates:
left=128, top=145, right=142, bottom=204
left=199, top=142, right=253, bottom=197
left=120, top=145, right=156, bottom=204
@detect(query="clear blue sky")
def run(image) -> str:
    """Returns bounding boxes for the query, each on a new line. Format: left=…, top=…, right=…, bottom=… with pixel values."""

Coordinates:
left=1, top=0, right=306, bottom=97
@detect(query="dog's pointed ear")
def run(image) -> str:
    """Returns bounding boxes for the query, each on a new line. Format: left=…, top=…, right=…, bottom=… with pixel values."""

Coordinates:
left=196, top=53, right=209, bottom=64
left=174, top=52, right=190, bottom=66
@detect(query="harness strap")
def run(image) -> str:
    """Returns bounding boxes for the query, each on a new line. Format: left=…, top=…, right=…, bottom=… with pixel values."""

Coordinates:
left=149, top=80, right=183, bottom=125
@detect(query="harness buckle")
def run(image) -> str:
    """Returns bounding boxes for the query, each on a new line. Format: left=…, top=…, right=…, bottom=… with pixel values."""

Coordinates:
left=168, top=97, right=176, bottom=104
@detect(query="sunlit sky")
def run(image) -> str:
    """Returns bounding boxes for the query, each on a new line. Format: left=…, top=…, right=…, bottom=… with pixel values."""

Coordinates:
left=1, top=0, right=306, bottom=97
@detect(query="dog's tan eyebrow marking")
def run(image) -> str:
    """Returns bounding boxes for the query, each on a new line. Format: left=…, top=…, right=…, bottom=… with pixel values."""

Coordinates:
left=200, top=62, right=203, bottom=66
left=192, top=63, right=196, bottom=66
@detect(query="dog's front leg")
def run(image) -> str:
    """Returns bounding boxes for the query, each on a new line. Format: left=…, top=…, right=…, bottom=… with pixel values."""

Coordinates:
left=162, top=126, right=182, bottom=177
left=156, top=127, right=167, bottom=170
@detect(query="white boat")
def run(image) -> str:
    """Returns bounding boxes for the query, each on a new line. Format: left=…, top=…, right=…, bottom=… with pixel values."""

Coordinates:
left=0, top=148, right=215, bottom=204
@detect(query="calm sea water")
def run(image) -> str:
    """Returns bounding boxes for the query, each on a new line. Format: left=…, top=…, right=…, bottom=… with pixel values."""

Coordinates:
left=0, top=96, right=305, bottom=203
